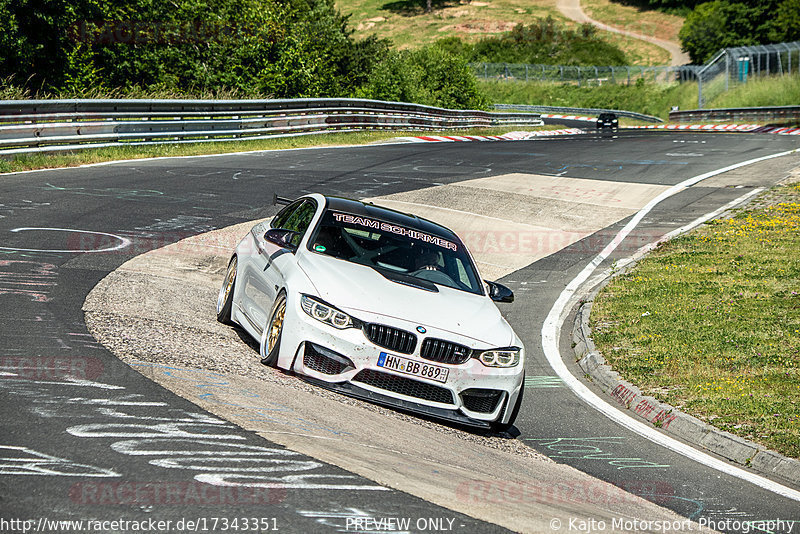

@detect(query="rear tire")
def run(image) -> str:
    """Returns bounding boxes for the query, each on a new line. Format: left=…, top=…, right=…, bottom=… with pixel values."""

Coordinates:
left=216, top=256, right=237, bottom=325
left=261, top=291, right=287, bottom=367
left=491, top=375, right=524, bottom=433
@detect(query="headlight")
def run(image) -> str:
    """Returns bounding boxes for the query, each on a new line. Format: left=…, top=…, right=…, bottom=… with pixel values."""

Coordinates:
left=300, top=294, right=354, bottom=329
left=476, top=347, right=521, bottom=367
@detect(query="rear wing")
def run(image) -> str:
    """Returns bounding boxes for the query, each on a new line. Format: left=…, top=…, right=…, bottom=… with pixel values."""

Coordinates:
left=273, top=193, right=295, bottom=206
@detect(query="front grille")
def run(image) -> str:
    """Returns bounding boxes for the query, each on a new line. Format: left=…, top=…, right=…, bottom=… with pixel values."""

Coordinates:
left=461, top=389, right=504, bottom=413
left=303, top=344, right=353, bottom=375
left=353, top=369, right=454, bottom=405
left=420, top=338, right=472, bottom=365
left=364, top=324, right=417, bottom=354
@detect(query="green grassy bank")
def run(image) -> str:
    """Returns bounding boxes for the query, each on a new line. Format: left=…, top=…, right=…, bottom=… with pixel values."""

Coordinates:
left=591, top=182, right=800, bottom=459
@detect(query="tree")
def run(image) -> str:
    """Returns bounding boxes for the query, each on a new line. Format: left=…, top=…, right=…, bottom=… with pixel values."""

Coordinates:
left=678, top=0, right=792, bottom=64
left=770, top=0, right=800, bottom=42
left=679, top=1, right=757, bottom=63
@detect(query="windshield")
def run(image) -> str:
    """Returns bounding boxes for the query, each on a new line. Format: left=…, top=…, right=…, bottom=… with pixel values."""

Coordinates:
left=308, top=210, right=483, bottom=295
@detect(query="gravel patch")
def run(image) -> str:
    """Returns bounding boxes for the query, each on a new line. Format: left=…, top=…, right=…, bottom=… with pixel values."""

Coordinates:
left=84, top=236, right=548, bottom=461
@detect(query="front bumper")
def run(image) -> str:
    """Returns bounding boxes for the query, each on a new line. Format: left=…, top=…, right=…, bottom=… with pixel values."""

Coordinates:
left=302, top=375, right=493, bottom=429
left=279, top=295, right=524, bottom=427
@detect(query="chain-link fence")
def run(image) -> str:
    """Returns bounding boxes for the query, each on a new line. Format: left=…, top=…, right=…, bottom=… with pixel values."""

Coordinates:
left=473, top=41, right=800, bottom=109
left=697, top=41, right=800, bottom=108
left=471, top=63, right=701, bottom=86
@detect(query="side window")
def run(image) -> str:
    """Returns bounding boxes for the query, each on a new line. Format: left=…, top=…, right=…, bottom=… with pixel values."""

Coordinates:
left=283, top=201, right=317, bottom=246
left=271, top=200, right=303, bottom=230
left=271, top=199, right=317, bottom=247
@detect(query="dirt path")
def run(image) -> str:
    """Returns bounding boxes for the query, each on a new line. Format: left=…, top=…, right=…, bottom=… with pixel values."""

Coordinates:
left=556, top=0, right=691, bottom=66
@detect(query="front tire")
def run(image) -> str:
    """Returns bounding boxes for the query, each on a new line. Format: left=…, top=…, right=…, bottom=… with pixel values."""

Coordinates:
left=216, top=256, right=237, bottom=325
left=260, top=291, right=287, bottom=367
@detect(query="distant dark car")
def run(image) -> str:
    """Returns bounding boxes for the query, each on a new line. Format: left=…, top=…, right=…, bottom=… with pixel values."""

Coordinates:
left=596, top=112, right=619, bottom=131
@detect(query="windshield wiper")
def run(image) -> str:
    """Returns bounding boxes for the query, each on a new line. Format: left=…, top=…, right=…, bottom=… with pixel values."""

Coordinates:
left=370, top=266, right=439, bottom=293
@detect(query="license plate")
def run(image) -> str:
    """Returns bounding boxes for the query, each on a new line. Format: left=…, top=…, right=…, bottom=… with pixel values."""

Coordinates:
left=377, top=352, right=449, bottom=383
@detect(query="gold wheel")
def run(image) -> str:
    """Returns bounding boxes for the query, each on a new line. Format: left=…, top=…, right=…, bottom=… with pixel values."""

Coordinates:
left=267, top=299, right=286, bottom=354
left=216, top=256, right=237, bottom=324
left=221, top=257, right=236, bottom=304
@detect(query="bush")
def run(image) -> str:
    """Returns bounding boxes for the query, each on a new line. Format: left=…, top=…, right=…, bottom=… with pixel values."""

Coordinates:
left=437, top=18, right=629, bottom=66
left=357, top=47, right=489, bottom=110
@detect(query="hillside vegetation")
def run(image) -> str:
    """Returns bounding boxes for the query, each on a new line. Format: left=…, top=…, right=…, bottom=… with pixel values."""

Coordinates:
left=582, top=0, right=686, bottom=43
left=613, top=0, right=800, bottom=63
left=0, top=0, right=485, bottom=108
left=337, top=0, right=670, bottom=65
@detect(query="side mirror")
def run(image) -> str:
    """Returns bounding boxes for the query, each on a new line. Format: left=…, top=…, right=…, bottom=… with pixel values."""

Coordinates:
left=264, top=228, right=299, bottom=251
left=486, top=281, right=514, bottom=303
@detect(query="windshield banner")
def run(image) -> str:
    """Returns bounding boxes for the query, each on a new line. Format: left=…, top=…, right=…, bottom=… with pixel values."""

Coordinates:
left=330, top=212, right=458, bottom=252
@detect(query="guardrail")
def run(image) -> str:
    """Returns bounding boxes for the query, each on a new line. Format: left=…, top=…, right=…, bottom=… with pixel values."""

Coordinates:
left=669, top=106, right=800, bottom=124
left=0, top=98, right=545, bottom=156
left=494, top=104, right=663, bottom=123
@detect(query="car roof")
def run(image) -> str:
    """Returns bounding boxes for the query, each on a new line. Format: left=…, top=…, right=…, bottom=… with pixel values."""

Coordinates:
left=322, top=195, right=460, bottom=242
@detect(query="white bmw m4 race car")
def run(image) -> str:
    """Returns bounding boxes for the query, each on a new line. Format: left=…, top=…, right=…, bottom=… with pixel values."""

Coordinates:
left=217, top=193, right=525, bottom=431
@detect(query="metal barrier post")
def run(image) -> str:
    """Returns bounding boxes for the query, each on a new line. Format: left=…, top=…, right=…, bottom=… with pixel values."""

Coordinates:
left=698, top=76, right=704, bottom=109
left=725, top=54, right=729, bottom=92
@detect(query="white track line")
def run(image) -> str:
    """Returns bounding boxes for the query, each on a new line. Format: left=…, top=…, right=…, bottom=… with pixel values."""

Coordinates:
left=541, top=148, right=800, bottom=502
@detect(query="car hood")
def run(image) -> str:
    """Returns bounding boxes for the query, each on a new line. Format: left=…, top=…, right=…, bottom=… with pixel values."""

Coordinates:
left=297, top=253, right=513, bottom=347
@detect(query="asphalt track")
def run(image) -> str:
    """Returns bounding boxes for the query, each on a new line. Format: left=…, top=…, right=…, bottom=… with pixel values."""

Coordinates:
left=1, top=129, right=799, bottom=533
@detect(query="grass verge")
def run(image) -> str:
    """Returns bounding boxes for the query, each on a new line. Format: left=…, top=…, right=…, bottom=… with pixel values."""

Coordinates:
left=711, top=76, right=800, bottom=111
left=591, top=181, right=800, bottom=459
left=480, top=79, right=698, bottom=119
left=0, top=126, right=560, bottom=174
left=481, top=75, right=800, bottom=120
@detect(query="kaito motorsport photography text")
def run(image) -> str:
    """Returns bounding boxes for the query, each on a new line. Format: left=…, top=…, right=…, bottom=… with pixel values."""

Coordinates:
left=550, top=516, right=796, bottom=533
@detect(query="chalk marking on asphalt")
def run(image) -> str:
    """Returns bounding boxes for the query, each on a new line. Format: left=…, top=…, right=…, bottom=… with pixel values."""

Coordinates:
left=541, top=148, right=800, bottom=502
left=6, top=377, right=125, bottom=389
left=0, top=227, right=131, bottom=253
